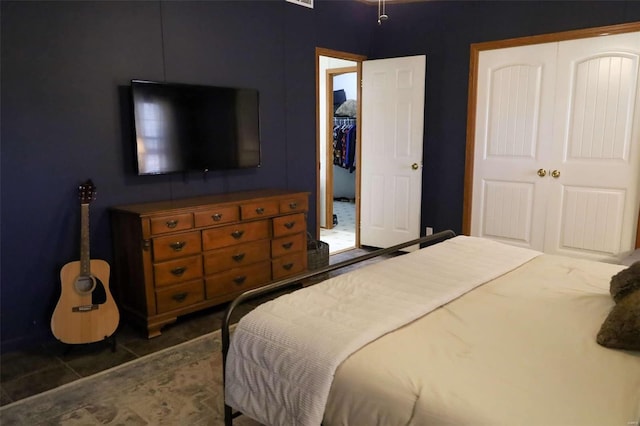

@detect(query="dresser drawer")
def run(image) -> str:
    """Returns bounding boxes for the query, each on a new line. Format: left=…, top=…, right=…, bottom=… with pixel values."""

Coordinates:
left=272, top=252, right=306, bottom=280
left=272, top=213, right=306, bottom=237
left=205, top=261, right=271, bottom=299
left=194, top=205, right=239, bottom=228
left=203, top=239, right=270, bottom=275
left=241, top=199, right=279, bottom=220
left=153, top=231, right=202, bottom=262
left=155, top=279, right=204, bottom=314
left=150, top=213, right=194, bottom=235
left=279, top=196, right=308, bottom=214
left=202, top=220, right=270, bottom=250
left=271, top=232, right=305, bottom=258
left=154, top=255, right=203, bottom=287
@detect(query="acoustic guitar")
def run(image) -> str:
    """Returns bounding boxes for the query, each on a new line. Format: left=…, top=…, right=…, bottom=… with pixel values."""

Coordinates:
left=51, top=180, right=120, bottom=344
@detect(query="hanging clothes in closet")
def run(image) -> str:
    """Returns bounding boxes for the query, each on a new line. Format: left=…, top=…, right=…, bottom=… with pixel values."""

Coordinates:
left=333, top=117, right=356, bottom=173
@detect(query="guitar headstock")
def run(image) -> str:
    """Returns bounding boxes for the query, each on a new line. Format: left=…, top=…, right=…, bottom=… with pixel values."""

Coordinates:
left=78, top=179, right=97, bottom=205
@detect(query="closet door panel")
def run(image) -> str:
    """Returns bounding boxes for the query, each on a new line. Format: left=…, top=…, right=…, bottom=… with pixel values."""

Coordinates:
left=480, top=180, right=535, bottom=243
left=546, top=31, right=640, bottom=259
left=471, top=43, right=556, bottom=250
left=559, top=186, right=626, bottom=255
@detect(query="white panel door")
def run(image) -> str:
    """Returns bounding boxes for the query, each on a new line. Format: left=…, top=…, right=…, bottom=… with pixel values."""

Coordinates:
left=471, top=43, right=557, bottom=250
left=360, top=55, right=426, bottom=248
left=545, top=31, right=640, bottom=260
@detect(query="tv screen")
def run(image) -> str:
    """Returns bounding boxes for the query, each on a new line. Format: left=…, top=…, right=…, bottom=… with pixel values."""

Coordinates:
left=131, top=80, right=261, bottom=175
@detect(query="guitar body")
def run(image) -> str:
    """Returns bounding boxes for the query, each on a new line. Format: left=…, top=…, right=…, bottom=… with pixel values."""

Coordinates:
left=51, top=259, right=119, bottom=344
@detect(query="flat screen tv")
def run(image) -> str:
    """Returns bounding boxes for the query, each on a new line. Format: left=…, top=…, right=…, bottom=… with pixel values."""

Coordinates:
left=131, top=79, right=261, bottom=175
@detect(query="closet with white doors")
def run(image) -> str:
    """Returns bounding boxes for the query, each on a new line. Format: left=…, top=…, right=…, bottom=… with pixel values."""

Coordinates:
left=469, top=29, right=640, bottom=262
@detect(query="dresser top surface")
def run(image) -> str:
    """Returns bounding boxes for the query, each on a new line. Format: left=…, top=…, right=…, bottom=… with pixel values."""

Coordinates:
left=111, top=189, right=309, bottom=215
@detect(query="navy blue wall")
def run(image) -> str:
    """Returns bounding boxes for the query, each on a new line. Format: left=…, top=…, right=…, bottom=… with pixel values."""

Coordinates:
left=0, top=0, right=374, bottom=352
left=2, top=0, right=639, bottom=352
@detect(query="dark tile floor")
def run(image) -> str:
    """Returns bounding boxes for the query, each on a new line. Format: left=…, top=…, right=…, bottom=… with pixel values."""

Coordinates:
left=0, top=247, right=394, bottom=408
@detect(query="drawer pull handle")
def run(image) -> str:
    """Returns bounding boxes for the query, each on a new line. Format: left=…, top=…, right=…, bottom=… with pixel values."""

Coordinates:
left=289, top=202, right=297, bottom=209
left=171, top=266, right=187, bottom=276
left=232, top=253, right=246, bottom=262
left=233, top=276, right=246, bottom=285
left=282, top=242, right=293, bottom=249
left=284, top=221, right=295, bottom=229
left=231, top=230, right=245, bottom=239
left=169, top=241, right=186, bottom=251
left=166, top=220, right=178, bottom=229
left=212, top=213, right=223, bottom=222
left=283, top=263, right=294, bottom=270
left=172, top=292, right=188, bottom=302
left=255, top=207, right=265, bottom=214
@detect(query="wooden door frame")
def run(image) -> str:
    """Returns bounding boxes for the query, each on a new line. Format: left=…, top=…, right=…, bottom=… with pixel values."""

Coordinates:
left=462, top=21, right=640, bottom=248
left=325, top=66, right=358, bottom=230
left=315, top=47, right=367, bottom=244
left=637, top=211, right=640, bottom=249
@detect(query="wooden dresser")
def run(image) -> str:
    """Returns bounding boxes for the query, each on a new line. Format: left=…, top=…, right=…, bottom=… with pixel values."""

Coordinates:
left=110, top=189, right=309, bottom=337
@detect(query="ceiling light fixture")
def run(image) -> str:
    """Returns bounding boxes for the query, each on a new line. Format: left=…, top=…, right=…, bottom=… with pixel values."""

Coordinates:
left=377, top=0, right=388, bottom=25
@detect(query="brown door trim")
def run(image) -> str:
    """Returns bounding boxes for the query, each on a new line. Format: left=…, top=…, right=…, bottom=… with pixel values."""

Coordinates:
left=315, top=48, right=366, bottom=246
left=636, top=211, right=640, bottom=249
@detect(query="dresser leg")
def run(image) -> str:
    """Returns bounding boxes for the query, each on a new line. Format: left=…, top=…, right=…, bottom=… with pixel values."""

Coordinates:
left=146, top=317, right=177, bottom=338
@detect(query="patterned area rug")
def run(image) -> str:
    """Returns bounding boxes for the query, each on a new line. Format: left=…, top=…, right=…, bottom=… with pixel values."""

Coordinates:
left=0, top=330, right=261, bottom=425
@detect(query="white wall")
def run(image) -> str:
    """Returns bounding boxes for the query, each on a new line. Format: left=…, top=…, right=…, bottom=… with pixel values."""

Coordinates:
left=333, top=72, right=357, bottom=100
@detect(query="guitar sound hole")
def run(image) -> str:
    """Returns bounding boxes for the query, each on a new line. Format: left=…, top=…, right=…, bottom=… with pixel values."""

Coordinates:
left=75, top=275, right=96, bottom=293
left=73, top=275, right=107, bottom=304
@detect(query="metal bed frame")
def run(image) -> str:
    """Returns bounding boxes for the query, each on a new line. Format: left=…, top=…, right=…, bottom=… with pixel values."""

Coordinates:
left=221, top=230, right=456, bottom=425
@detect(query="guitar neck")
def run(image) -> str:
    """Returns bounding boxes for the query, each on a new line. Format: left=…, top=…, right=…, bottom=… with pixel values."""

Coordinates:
left=80, top=203, right=91, bottom=276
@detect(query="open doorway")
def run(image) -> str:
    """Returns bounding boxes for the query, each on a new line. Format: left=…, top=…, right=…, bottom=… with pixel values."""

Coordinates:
left=316, top=48, right=366, bottom=254
left=324, top=67, right=357, bottom=252
left=317, top=52, right=426, bottom=251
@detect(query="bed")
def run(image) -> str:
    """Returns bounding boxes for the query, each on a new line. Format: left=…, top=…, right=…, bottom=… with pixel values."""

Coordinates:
left=221, top=232, right=640, bottom=426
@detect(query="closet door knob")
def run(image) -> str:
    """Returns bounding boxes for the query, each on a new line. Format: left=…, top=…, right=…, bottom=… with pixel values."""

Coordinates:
left=537, top=168, right=547, bottom=177
left=551, top=170, right=561, bottom=178
left=411, top=163, right=419, bottom=170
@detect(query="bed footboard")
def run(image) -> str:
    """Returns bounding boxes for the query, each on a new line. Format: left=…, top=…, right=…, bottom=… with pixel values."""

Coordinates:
left=221, top=230, right=456, bottom=425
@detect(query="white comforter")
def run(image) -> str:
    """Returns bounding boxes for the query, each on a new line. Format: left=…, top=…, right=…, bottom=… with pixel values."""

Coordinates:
left=324, top=253, right=640, bottom=426
left=224, top=236, right=541, bottom=426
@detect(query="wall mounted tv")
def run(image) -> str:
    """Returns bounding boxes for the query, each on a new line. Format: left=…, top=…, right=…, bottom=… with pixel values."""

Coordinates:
left=131, top=79, right=261, bottom=175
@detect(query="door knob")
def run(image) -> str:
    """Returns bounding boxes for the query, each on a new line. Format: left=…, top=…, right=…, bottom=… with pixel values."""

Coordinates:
left=537, top=168, right=547, bottom=177
left=551, top=170, right=561, bottom=178
left=411, top=163, right=419, bottom=170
